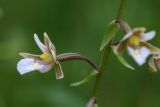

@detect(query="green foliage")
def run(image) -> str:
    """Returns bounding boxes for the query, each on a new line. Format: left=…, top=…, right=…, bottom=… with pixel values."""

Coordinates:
left=100, top=20, right=119, bottom=51
left=70, top=70, right=97, bottom=86
left=0, top=0, right=160, bottom=107
left=111, top=46, right=135, bottom=70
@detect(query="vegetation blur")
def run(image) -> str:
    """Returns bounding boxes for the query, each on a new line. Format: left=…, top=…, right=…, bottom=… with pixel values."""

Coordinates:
left=0, top=0, right=160, bottom=107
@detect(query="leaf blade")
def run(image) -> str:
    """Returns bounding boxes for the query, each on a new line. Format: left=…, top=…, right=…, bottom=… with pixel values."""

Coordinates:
left=100, top=20, right=119, bottom=51
left=70, top=70, right=98, bottom=87
left=111, top=46, right=135, bottom=70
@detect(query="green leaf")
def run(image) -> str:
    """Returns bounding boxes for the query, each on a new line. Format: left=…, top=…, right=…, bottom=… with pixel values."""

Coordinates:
left=19, top=53, right=40, bottom=60
left=111, top=46, right=135, bottom=70
left=70, top=70, right=98, bottom=87
left=100, top=20, right=119, bottom=51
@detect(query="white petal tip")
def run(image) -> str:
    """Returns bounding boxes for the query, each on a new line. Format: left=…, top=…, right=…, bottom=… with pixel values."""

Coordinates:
left=34, top=33, right=38, bottom=37
left=34, top=33, right=39, bottom=41
left=18, top=71, right=26, bottom=75
left=43, top=32, right=49, bottom=39
left=43, top=32, right=47, bottom=35
left=137, top=61, right=145, bottom=66
left=142, top=30, right=156, bottom=41
left=56, top=75, right=64, bottom=80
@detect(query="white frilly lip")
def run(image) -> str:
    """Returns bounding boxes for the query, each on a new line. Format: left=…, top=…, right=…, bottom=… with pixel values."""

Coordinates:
left=127, top=46, right=150, bottom=65
left=17, top=58, right=53, bottom=75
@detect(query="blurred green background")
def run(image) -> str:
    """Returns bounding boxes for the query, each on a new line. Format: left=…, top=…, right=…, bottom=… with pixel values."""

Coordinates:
left=0, top=0, right=160, bottom=107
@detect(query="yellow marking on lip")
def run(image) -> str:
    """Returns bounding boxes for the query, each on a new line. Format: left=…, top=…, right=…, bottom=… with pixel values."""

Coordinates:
left=134, top=49, right=141, bottom=56
left=129, top=35, right=140, bottom=46
left=32, top=63, right=41, bottom=68
left=40, top=53, right=52, bottom=62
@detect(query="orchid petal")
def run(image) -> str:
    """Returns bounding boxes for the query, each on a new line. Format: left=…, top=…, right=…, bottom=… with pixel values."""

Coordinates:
left=19, top=53, right=40, bottom=60
left=141, top=31, right=156, bottom=41
left=55, top=62, right=63, bottom=79
left=50, top=49, right=57, bottom=63
left=43, top=32, right=57, bottom=61
left=43, top=32, right=56, bottom=51
left=149, top=56, right=157, bottom=72
left=111, top=46, right=135, bottom=70
left=121, top=32, right=133, bottom=41
left=17, top=58, right=43, bottom=75
left=34, top=33, right=48, bottom=52
left=115, top=40, right=128, bottom=54
left=140, top=42, right=160, bottom=54
left=127, top=46, right=150, bottom=65
left=133, top=27, right=146, bottom=35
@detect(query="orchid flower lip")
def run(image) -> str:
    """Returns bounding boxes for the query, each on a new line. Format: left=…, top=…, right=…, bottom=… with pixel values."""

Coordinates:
left=17, top=58, right=42, bottom=75
left=127, top=46, right=150, bottom=65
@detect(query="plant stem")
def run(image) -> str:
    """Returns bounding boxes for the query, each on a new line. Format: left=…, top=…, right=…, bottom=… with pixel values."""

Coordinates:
left=86, top=45, right=111, bottom=107
left=116, top=0, right=131, bottom=34
left=117, top=0, right=127, bottom=19
left=87, top=0, right=127, bottom=106
left=91, top=44, right=111, bottom=97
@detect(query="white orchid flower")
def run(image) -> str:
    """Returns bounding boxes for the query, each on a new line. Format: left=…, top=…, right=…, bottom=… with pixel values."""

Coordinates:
left=114, top=27, right=156, bottom=65
left=17, top=33, right=63, bottom=79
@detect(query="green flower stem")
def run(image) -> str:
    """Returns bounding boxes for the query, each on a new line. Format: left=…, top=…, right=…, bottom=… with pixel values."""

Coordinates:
left=117, top=0, right=127, bottom=19
left=91, top=44, right=111, bottom=97
left=116, top=0, right=130, bottom=34
left=88, top=0, right=127, bottom=106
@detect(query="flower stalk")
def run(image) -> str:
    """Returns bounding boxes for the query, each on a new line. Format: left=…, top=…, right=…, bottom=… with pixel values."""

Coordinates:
left=91, top=44, right=111, bottom=97
left=56, top=53, right=99, bottom=72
